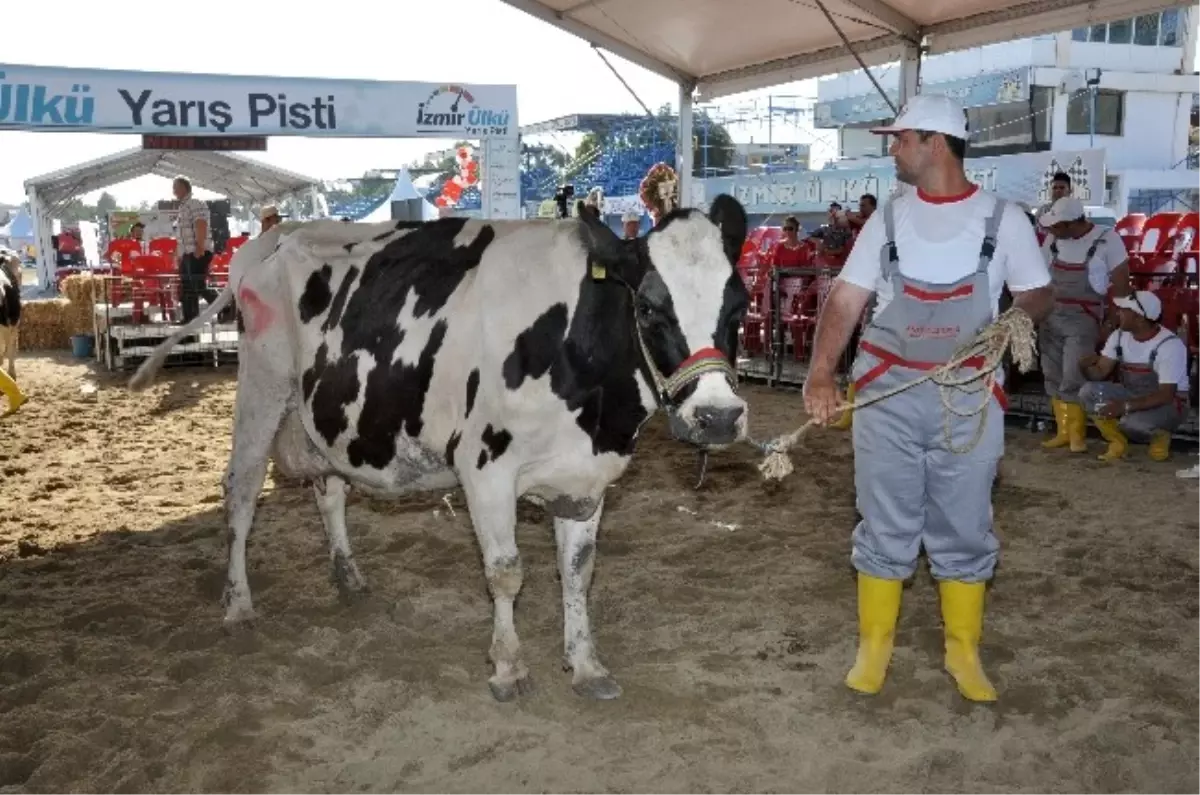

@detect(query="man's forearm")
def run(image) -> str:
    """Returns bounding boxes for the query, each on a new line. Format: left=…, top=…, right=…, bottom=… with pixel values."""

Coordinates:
left=1125, top=389, right=1175, bottom=413
left=1011, top=285, right=1053, bottom=324
left=809, top=283, right=869, bottom=379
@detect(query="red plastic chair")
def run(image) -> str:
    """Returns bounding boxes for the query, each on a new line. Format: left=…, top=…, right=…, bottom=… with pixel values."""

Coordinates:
left=105, top=239, right=142, bottom=271
left=1114, top=213, right=1147, bottom=255
left=1129, top=212, right=1184, bottom=289
left=147, top=237, right=179, bottom=261
left=210, top=252, right=232, bottom=287
left=128, top=254, right=178, bottom=323
left=227, top=234, right=250, bottom=254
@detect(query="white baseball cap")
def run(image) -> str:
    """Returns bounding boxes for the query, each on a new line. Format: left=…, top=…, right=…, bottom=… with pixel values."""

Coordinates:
left=260, top=204, right=285, bottom=220
left=870, top=93, right=969, bottom=139
left=1113, top=290, right=1162, bottom=322
left=1038, top=197, right=1086, bottom=228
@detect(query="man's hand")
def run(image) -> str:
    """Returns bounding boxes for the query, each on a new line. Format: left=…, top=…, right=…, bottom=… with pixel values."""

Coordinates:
left=1095, top=399, right=1126, bottom=419
left=1078, top=352, right=1101, bottom=370
left=194, top=247, right=205, bottom=258
left=803, top=372, right=843, bottom=426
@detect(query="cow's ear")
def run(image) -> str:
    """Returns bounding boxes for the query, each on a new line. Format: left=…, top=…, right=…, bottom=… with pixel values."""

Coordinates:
left=707, top=193, right=748, bottom=267
left=576, top=200, right=635, bottom=283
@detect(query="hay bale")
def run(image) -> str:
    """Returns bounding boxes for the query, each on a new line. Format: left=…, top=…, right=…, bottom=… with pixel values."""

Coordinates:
left=20, top=299, right=70, bottom=350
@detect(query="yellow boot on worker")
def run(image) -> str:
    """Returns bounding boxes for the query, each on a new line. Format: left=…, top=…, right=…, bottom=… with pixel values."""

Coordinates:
left=830, top=382, right=855, bottom=431
left=938, top=580, right=997, bottom=702
left=1063, top=402, right=1089, bottom=453
left=1040, top=398, right=1072, bottom=449
left=1148, top=430, right=1172, bottom=462
left=1093, top=417, right=1128, bottom=462
left=845, top=573, right=903, bottom=695
left=0, top=369, right=26, bottom=417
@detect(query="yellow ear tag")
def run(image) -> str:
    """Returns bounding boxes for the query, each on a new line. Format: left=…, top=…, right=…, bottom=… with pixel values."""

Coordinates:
left=591, top=262, right=607, bottom=281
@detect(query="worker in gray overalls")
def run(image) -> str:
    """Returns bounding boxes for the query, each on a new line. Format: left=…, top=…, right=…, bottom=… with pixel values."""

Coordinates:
left=1078, top=290, right=1190, bottom=462
left=1036, top=197, right=1130, bottom=452
left=804, top=93, right=1054, bottom=702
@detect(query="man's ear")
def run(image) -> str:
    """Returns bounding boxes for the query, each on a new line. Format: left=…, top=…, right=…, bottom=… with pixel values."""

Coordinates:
left=707, top=193, right=748, bottom=267
left=576, top=200, right=638, bottom=284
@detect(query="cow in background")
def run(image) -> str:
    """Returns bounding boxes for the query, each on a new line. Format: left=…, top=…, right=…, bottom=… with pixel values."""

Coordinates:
left=129, top=197, right=751, bottom=701
left=0, top=247, right=26, bottom=415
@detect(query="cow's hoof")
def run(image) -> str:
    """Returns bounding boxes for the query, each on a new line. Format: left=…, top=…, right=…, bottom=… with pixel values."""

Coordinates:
left=222, top=599, right=256, bottom=629
left=572, top=674, right=622, bottom=701
left=331, top=555, right=369, bottom=603
left=488, top=673, right=535, bottom=702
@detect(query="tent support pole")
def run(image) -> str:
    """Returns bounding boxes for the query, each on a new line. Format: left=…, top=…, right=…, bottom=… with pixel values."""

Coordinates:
left=677, top=82, right=695, bottom=208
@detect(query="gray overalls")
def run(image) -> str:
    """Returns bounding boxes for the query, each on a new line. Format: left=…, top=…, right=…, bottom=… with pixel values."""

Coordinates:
left=1039, top=235, right=1106, bottom=401
left=849, top=199, right=1009, bottom=583
left=1078, top=331, right=1188, bottom=440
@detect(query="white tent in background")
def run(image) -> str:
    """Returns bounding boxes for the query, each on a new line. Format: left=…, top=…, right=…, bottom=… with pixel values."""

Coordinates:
left=362, top=168, right=439, bottom=223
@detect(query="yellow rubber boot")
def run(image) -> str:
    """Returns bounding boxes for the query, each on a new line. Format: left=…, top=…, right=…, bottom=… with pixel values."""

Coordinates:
left=0, top=368, right=26, bottom=417
left=1093, top=418, right=1127, bottom=462
left=830, top=382, right=855, bottom=431
left=1041, top=398, right=1071, bottom=449
left=1064, top=402, right=1089, bottom=453
left=845, top=573, right=903, bottom=695
left=938, top=580, right=997, bottom=702
left=1148, top=430, right=1172, bottom=462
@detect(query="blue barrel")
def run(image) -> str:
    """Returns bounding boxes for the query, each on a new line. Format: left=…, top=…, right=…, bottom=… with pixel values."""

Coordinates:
left=70, top=334, right=94, bottom=359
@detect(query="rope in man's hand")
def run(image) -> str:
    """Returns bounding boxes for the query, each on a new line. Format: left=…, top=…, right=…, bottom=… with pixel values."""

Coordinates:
left=750, top=308, right=1038, bottom=481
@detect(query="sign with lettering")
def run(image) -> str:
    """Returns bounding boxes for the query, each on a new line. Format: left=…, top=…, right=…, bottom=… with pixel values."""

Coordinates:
left=142, top=134, right=267, bottom=151
left=0, top=64, right=517, bottom=138
left=692, top=148, right=1107, bottom=215
left=814, top=69, right=1030, bottom=128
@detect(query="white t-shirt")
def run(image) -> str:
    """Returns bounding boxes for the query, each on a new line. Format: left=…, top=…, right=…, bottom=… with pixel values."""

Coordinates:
left=1101, top=327, right=1190, bottom=392
left=838, top=186, right=1051, bottom=318
left=1041, top=226, right=1127, bottom=295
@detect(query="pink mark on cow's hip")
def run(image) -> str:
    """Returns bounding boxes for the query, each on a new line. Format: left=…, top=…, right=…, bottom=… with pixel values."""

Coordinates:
left=238, top=287, right=276, bottom=337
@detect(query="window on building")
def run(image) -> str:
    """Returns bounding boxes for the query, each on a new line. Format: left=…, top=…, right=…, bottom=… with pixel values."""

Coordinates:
left=1072, top=27, right=1089, bottom=42
left=1107, top=18, right=1132, bottom=44
left=1089, top=23, right=1108, bottom=42
left=1066, top=90, right=1125, bottom=136
left=969, top=101, right=1039, bottom=151
left=1159, top=8, right=1180, bottom=46
left=1134, top=14, right=1160, bottom=45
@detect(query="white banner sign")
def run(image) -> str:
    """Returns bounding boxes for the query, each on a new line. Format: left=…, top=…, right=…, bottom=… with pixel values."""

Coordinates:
left=0, top=64, right=518, bottom=139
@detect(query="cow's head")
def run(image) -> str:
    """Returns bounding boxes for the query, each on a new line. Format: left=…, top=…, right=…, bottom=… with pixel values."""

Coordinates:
left=577, top=194, right=750, bottom=448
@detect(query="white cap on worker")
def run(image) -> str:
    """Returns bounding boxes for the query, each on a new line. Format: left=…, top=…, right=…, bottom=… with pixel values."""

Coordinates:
left=622, top=209, right=642, bottom=223
left=1038, top=197, right=1087, bottom=228
left=870, top=93, right=969, bottom=139
left=260, top=204, right=282, bottom=220
left=1112, top=290, right=1163, bottom=322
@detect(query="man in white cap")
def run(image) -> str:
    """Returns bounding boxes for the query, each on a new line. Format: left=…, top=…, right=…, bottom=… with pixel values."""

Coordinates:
left=804, top=93, right=1053, bottom=702
left=1036, top=196, right=1130, bottom=452
left=621, top=209, right=642, bottom=240
left=259, top=205, right=285, bottom=235
left=1077, top=289, right=1188, bottom=462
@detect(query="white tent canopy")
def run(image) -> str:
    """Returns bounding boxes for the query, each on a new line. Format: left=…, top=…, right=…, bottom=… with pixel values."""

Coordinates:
left=361, top=168, right=440, bottom=223
left=498, top=0, right=1191, bottom=100
left=24, top=147, right=320, bottom=208
left=24, top=147, right=322, bottom=290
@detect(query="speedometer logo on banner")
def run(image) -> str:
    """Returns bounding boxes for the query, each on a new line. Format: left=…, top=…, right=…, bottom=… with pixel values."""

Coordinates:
left=415, top=85, right=511, bottom=137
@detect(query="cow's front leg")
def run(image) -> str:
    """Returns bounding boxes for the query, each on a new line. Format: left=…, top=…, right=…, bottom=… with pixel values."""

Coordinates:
left=555, top=498, right=621, bottom=700
left=464, top=478, right=531, bottom=702
left=313, top=474, right=369, bottom=600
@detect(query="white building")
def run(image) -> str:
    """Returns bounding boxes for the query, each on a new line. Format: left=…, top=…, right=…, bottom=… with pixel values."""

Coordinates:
left=813, top=7, right=1197, bottom=217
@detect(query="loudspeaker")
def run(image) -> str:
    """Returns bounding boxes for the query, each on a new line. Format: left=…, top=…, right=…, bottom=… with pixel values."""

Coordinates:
left=390, top=199, right=424, bottom=222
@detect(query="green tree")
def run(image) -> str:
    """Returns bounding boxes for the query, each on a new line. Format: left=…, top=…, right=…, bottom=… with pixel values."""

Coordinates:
left=94, top=191, right=118, bottom=217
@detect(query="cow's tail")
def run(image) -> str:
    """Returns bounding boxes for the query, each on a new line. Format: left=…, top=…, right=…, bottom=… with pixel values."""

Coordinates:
left=128, top=286, right=234, bottom=391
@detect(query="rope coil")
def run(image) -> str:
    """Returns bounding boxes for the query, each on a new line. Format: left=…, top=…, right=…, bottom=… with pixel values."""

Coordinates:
left=752, top=308, right=1038, bottom=481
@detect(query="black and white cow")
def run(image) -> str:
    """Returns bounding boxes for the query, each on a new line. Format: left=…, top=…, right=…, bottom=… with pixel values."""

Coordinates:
left=129, top=196, right=750, bottom=701
left=0, top=247, right=21, bottom=379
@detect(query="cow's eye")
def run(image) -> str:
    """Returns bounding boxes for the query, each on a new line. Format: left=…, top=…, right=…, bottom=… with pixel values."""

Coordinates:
left=636, top=301, right=657, bottom=323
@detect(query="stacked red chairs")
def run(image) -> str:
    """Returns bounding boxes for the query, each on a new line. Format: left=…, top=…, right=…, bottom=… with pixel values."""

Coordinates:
left=226, top=234, right=250, bottom=255
left=210, top=251, right=233, bottom=288
left=1128, top=212, right=1183, bottom=289
left=740, top=269, right=773, bottom=355
left=1114, top=213, right=1147, bottom=255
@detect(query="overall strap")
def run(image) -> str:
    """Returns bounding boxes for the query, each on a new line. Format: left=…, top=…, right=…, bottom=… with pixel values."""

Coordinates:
left=1049, top=237, right=1058, bottom=257
left=1084, top=235, right=1103, bottom=262
left=879, top=200, right=899, bottom=280
left=977, top=198, right=1006, bottom=274
left=1114, top=330, right=1125, bottom=362
left=1147, top=332, right=1175, bottom=366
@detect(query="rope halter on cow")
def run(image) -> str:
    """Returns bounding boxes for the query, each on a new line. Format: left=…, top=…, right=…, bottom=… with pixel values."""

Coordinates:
left=748, top=307, right=1039, bottom=481
left=589, top=258, right=736, bottom=411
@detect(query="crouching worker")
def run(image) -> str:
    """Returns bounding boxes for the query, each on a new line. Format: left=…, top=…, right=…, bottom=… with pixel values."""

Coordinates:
left=1077, top=290, right=1188, bottom=461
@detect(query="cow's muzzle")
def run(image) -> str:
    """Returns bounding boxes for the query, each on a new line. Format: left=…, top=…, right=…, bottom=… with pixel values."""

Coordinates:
left=669, top=403, right=745, bottom=448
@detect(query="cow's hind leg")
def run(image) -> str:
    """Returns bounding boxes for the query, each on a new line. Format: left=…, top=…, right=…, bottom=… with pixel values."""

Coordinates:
left=313, top=474, right=369, bottom=600
left=555, top=498, right=621, bottom=700
left=221, top=384, right=289, bottom=626
left=464, top=477, right=531, bottom=702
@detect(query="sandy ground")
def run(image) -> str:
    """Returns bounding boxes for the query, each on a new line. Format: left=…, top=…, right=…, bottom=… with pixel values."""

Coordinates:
left=1, top=353, right=1197, bottom=794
